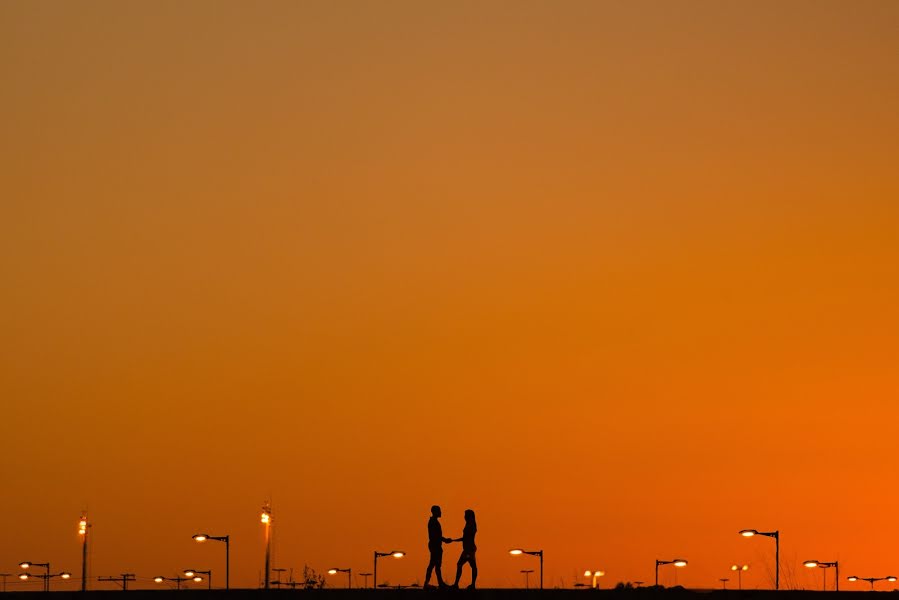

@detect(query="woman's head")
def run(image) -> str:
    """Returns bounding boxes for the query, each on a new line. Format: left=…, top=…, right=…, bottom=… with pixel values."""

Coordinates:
left=464, top=509, right=476, bottom=523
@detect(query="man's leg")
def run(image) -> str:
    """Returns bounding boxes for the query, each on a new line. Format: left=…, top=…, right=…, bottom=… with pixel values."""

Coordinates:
left=434, top=549, right=446, bottom=586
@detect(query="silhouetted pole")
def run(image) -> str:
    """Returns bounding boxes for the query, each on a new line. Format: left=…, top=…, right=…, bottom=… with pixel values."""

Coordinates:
left=359, top=573, right=372, bottom=589
left=739, top=529, right=779, bottom=590
left=0, top=574, right=9, bottom=593
left=98, top=574, right=135, bottom=591
left=79, top=514, right=89, bottom=592
left=262, top=502, right=272, bottom=590
left=510, top=549, right=544, bottom=589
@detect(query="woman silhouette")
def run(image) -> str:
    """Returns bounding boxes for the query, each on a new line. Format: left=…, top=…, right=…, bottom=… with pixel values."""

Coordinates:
left=451, top=509, right=477, bottom=589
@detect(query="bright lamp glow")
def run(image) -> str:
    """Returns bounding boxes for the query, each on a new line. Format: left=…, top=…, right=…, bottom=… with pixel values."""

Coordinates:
left=510, top=549, right=524, bottom=555
left=674, top=560, right=688, bottom=568
left=328, top=569, right=338, bottom=575
left=184, top=571, right=195, bottom=578
left=193, top=534, right=208, bottom=542
left=19, top=562, right=30, bottom=569
left=804, top=561, right=818, bottom=568
left=154, top=577, right=164, bottom=583
left=740, top=530, right=758, bottom=537
left=392, top=552, right=405, bottom=558
left=193, top=577, right=203, bottom=583
left=61, top=573, right=71, bottom=580
left=19, top=574, right=29, bottom=581
left=888, top=577, right=897, bottom=583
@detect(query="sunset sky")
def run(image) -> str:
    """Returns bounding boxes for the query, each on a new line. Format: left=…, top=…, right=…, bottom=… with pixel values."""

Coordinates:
left=1, top=0, right=898, bottom=591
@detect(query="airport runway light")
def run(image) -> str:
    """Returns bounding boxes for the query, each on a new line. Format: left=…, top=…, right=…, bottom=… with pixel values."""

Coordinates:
left=328, top=567, right=353, bottom=588
left=739, top=529, right=780, bottom=590
left=655, top=559, right=687, bottom=587
left=584, top=570, right=605, bottom=589
left=731, top=565, right=749, bottom=590
left=804, top=560, right=839, bottom=591
left=373, top=550, right=405, bottom=589
left=194, top=533, right=230, bottom=590
left=510, top=549, right=544, bottom=589
left=184, top=570, right=212, bottom=590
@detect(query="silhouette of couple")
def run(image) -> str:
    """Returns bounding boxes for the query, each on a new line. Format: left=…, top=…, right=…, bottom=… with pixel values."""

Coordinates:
left=424, top=505, right=477, bottom=590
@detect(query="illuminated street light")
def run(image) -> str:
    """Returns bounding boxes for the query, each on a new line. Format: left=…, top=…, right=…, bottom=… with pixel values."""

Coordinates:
left=584, top=570, right=605, bottom=589
left=154, top=576, right=193, bottom=590
left=193, top=533, right=230, bottom=590
left=846, top=576, right=897, bottom=591
left=328, top=568, right=353, bottom=589
left=739, top=529, right=780, bottom=590
left=655, top=559, right=687, bottom=587
left=18, top=571, right=71, bottom=591
left=510, top=549, right=544, bottom=589
left=261, top=502, right=273, bottom=591
left=373, top=550, right=405, bottom=589
left=79, top=513, right=90, bottom=592
left=184, top=570, right=212, bottom=590
left=730, top=564, right=749, bottom=590
left=804, top=560, right=839, bottom=591
left=18, top=562, right=51, bottom=592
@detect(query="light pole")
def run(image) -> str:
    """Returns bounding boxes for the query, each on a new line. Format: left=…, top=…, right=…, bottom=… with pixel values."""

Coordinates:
left=521, top=570, right=534, bottom=589
left=193, top=533, right=230, bottom=590
left=847, top=576, right=897, bottom=591
left=731, top=564, right=749, bottom=590
left=373, top=551, right=405, bottom=589
left=79, top=513, right=90, bottom=592
left=184, top=570, right=212, bottom=590
left=804, top=561, right=839, bottom=591
left=261, top=502, right=272, bottom=591
left=18, top=571, right=70, bottom=591
left=510, top=549, right=544, bottom=589
left=19, top=562, right=51, bottom=592
left=720, top=578, right=729, bottom=590
left=654, top=559, right=687, bottom=587
left=0, top=574, right=10, bottom=593
left=739, top=530, right=779, bottom=590
left=359, top=572, right=373, bottom=589
left=328, top=568, right=353, bottom=589
left=584, top=570, right=605, bottom=589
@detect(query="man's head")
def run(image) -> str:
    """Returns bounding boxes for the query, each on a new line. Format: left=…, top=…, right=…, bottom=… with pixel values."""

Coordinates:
left=431, top=505, right=441, bottom=518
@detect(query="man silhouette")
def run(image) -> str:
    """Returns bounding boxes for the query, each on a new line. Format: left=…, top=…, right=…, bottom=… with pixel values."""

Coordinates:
left=424, top=505, right=452, bottom=589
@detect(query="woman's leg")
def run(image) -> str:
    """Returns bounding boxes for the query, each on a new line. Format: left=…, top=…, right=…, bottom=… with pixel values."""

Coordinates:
left=468, top=555, right=478, bottom=589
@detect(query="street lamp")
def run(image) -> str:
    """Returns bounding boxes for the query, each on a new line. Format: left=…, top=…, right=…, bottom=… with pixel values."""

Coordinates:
left=720, top=578, right=729, bottom=590
left=804, top=561, right=839, bottom=591
left=184, top=570, right=212, bottom=590
left=847, top=576, right=897, bottom=591
left=19, top=571, right=71, bottom=592
left=261, top=502, right=273, bottom=591
left=328, top=568, right=353, bottom=589
left=731, top=564, right=749, bottom=590
left=584, top=570, right=605, bottom=589
left=193, top=533, right=230, bottom=590
left=155, top=576, right=194, bottom=590
left=510, top=549, right=544, bottom=589
left=654, top=559, right=687, bottom=587
left=521, top=570, right=534, bottom=590
left=359, top=572, right=373, bottom=589
left=19, top=562, right=52, bottom=592
left=373, top=550, right=405, bottom=589
left=739, top=530, right=779, bottom=590
left=79, top=513, right=90, bottom=592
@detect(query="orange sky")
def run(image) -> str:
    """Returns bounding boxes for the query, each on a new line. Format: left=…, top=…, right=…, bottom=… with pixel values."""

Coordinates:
left=1, top=0, right=898, bottom=591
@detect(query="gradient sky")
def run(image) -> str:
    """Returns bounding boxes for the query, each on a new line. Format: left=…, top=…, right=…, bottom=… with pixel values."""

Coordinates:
left=2, top=0, right=898, bottom=591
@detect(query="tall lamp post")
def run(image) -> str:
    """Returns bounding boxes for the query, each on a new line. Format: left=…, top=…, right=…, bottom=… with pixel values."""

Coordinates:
left=731, top=564, right=749, bottom=590
left=804, top=561, right=839, bottom=591
left=739, top=530, right=779, bottom=590
left=373, top=551, right=405, bottom=589
left=847, top=576, right=897, bottom=591
left=654, top=559, right=687, bottom=587
left=328, top=568, right=353, bottom=589
left=261, top=502, right=272, bottom=591
left=193, top=533, right=230, bottom=590
left=510, top=549, right=544, bottom=589
left=79, top=513, right=90, bottom=592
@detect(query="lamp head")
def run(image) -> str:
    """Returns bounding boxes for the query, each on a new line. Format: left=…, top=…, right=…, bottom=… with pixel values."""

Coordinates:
left=19, top=563, right=30, bottom=570
left=804, top=561, right=818, bottom=569
left=673, top=560, right=688, bottom=568
left=739, top=530, right=758, bottom=537
left=391, top=551, right=405, bottom=558
left=193, top=534, right=208, bottom=542
left=193, top=577, right=203, bottom=583
left=888, top=577, right=897, bottom=583
left=184, top=571, right=195, bottom=578
left=328, top=570, right=338, bottom=575
left=61, top=573, right=71, bottom=580
left=18, top=574, right=29, bottom=581
left=510, top=549, right=524, bottom=555
left=154, top=577, right=164, bottom=584
left=848, top=577, right=858, bottom=582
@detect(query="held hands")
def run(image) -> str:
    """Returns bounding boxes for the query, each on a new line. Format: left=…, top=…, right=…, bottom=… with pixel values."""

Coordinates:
left=443, top=537, right=454, bottom=544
